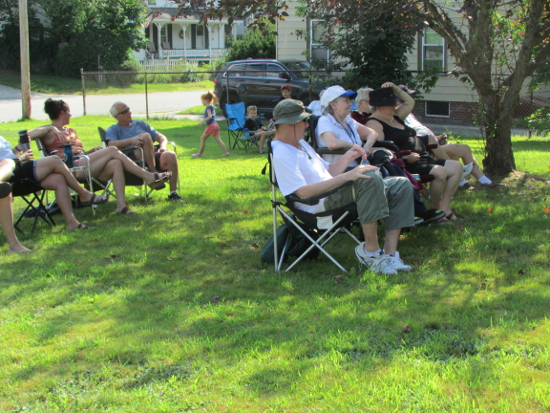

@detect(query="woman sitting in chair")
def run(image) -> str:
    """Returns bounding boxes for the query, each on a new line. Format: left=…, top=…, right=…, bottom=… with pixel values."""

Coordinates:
left=28, top=99, right=171, bottom=215
left=1, top=135, right=108, bottom=252
left=366, top=83, right=464, bottom=222
left=314, top=85, right=379, bottom=167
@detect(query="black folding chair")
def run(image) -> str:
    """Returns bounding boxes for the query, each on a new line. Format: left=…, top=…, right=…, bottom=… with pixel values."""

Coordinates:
left=12, top=179, right=56, bottom=235
left=265, top=141, right=362, bottom=273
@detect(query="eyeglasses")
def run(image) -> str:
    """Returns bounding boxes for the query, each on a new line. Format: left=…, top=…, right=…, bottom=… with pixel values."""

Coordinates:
left=117, top=107, right=130, bottom=115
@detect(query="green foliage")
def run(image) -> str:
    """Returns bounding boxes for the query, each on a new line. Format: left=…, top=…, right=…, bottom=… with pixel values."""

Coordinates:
left=0, top=0, right=146, bottom=77
left=526, top=107, right=550, bottom=137
left=225, top=22, right=276, bottom=61
left=297, top=3, right=438, bottom=94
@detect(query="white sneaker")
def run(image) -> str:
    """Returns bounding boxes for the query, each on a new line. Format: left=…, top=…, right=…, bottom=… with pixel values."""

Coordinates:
left=354, top=243, right=397, bottom=275
left=462, top=162, right=475, bottom=180
left=386, top=251, right=412, bottom=272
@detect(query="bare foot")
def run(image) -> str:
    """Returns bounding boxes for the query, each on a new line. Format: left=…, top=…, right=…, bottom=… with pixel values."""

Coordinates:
left=8, top=244, right=31, bottom=254
left=78, top=191, right=94, bottom=204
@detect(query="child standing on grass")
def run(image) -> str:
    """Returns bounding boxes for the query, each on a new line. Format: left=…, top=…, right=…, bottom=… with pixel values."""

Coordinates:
left=192, top=91, right=229, bottom=158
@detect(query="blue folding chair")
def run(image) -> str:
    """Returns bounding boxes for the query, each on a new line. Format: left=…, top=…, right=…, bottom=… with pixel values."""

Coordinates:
left=225, top=102, right=247, bottom=149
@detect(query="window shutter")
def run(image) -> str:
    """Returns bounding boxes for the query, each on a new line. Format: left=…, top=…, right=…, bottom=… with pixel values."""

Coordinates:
left=191, top=24, right=196, bottom=49
left=205, top=26, right=209, bottom=49
left=168, top=24, right=173, bottom=48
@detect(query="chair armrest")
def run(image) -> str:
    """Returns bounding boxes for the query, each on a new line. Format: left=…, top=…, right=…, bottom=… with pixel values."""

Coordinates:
left=315, top=147, right=348, bottom=155
left=372, top=140, right=400, bottom=153
left=286, top=180, right=353, bottom=206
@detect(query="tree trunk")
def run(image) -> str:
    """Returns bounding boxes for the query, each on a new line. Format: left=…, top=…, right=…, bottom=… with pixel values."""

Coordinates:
left=480, top=93, right=516, bottom=177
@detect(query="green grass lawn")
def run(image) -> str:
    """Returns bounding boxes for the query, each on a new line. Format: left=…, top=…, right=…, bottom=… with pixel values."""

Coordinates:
left=0, top=70, right=214, bottom=95
left=1, top=118, right=549, bottom=412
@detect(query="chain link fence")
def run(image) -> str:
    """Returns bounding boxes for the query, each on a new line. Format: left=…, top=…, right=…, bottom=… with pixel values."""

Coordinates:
left=81, top=68, right=549, bottom=134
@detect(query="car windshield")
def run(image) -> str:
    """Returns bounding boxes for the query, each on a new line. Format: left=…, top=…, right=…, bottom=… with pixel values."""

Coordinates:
left=283, top=61, right=313, bottom=78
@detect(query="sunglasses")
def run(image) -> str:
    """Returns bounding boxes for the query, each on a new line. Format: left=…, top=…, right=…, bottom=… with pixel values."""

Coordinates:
left=117, top=107, right=130, bottom=115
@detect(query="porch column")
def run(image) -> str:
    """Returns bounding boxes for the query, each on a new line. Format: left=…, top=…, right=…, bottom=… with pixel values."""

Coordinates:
left=156, top=23, right=163, bottom=57
left=207, top=23, right=213, bottom=63
left=180, top=23, right=188, bottom=60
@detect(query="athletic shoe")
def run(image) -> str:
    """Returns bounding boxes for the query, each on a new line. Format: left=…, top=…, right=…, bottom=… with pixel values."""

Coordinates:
left=462, top=162, right=475, bottom=180
left=458, top=182, right=471, bottom=190
left=354, top=243, right=397, bottom=275
left=387, top=251, right=412, bottom=272
left=168, top=192, right=184, bottom=202
left=413, top=216, right=425, bottom=226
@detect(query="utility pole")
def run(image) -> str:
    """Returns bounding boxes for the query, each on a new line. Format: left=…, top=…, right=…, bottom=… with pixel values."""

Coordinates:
left=19, top=0, right=31, bottom=119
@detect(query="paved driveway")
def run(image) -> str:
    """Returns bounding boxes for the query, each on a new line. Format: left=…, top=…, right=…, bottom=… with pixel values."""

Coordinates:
left=0, top=85, right=204, bottom=122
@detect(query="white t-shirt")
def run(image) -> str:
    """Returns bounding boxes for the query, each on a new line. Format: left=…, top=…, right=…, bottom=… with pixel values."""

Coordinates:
left=272, top=139, right=333, bottom=214
left=307, top=100, right=323, bottom=117
left=404, top=113, right=435, bottom=137
left=315, top=114, right=362, bottom=167
left=0, top=136, right=17, bottom=161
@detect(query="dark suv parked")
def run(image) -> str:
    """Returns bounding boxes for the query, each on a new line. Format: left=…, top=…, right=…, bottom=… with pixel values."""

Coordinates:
left=214, top=59, right=325, bottom=117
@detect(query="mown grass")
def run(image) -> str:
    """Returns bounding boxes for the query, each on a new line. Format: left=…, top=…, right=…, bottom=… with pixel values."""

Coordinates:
left=0, top=117, right=549, bottom=412
left=0, top=70, right=214, bottom=95
left=176, top=105, right=205, bottom=115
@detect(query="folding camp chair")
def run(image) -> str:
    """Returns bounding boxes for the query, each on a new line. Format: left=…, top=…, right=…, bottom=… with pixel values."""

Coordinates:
left=97, top=127, right=146, bottom=201
left=12, top=178, right=56, bottom=235
left=266, top=141, right=362, bottom=273
left=225, top=102, right=247, bottom=149
left=34, top=137, right=108, bottom=217
left=97, top=127, right=180, bottom=199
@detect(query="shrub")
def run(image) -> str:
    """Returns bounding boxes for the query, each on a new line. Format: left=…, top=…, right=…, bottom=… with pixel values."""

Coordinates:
left=225, top=23, right=276, bottom=61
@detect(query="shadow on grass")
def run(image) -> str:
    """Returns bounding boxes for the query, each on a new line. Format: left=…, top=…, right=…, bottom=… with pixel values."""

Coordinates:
left=1, top=148, right=549, bottom=403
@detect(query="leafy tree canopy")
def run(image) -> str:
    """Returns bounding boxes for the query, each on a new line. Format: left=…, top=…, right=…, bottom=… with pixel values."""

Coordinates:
left=0, top=0, right=146, bottom=77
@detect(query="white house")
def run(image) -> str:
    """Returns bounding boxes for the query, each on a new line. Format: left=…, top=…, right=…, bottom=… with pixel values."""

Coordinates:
left=133, top=0, right=245, bottom=66
left=276, top=1, right=550, bottom=123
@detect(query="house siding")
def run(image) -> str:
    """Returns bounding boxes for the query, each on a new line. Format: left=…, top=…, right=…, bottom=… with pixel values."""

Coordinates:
left=276, top=2, right=307, bottom=61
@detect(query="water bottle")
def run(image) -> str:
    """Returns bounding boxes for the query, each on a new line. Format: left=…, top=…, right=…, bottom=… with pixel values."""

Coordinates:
left=60, top=143, right=73, bottom=168
left=243, top=128, right=250, bottom=137
left=18, top=130, right=31, bottom=152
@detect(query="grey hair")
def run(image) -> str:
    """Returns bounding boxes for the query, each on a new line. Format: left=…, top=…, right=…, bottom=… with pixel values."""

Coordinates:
left=110, top=101, right=127, bottom=117
left=356, top=87, right=373, bottom=102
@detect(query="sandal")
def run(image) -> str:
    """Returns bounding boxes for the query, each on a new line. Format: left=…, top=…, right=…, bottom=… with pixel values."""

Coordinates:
left=69, top=223, right=93, bottom=231
left=153, top=171, right=171, bottom=183
left=117, top=206, right=137, bottom=215
left=148, top=172, right=170, bottom=191
left=0, top=182, right=12, bottom=199
left=191, top=153, right=202, bottom=158
left=80, top=193, right=108, bottom=206
left=446, top=212, right=464, bottom=222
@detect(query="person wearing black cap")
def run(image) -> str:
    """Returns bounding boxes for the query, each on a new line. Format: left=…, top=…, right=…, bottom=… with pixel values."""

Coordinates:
left=366, top=82, right=464, bottom=222
left=271, top=99, right=415, bottom=275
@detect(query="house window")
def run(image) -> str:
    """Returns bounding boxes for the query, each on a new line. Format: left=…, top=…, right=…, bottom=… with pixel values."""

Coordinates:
left=425, top=101, right=450, bottom=117
left=310, top=20, right=329, bottom=67
left=422, top=28, right=445, bottom=71
left=160, top=25, right=168, bottom=45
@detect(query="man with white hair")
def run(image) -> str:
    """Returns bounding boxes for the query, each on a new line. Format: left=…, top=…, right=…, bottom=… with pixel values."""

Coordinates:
left=106, top=102, right=182, bottom=202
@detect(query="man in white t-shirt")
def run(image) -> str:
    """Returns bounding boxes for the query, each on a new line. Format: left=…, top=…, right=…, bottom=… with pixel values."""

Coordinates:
left=271, top=99, right=415, bottom=275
